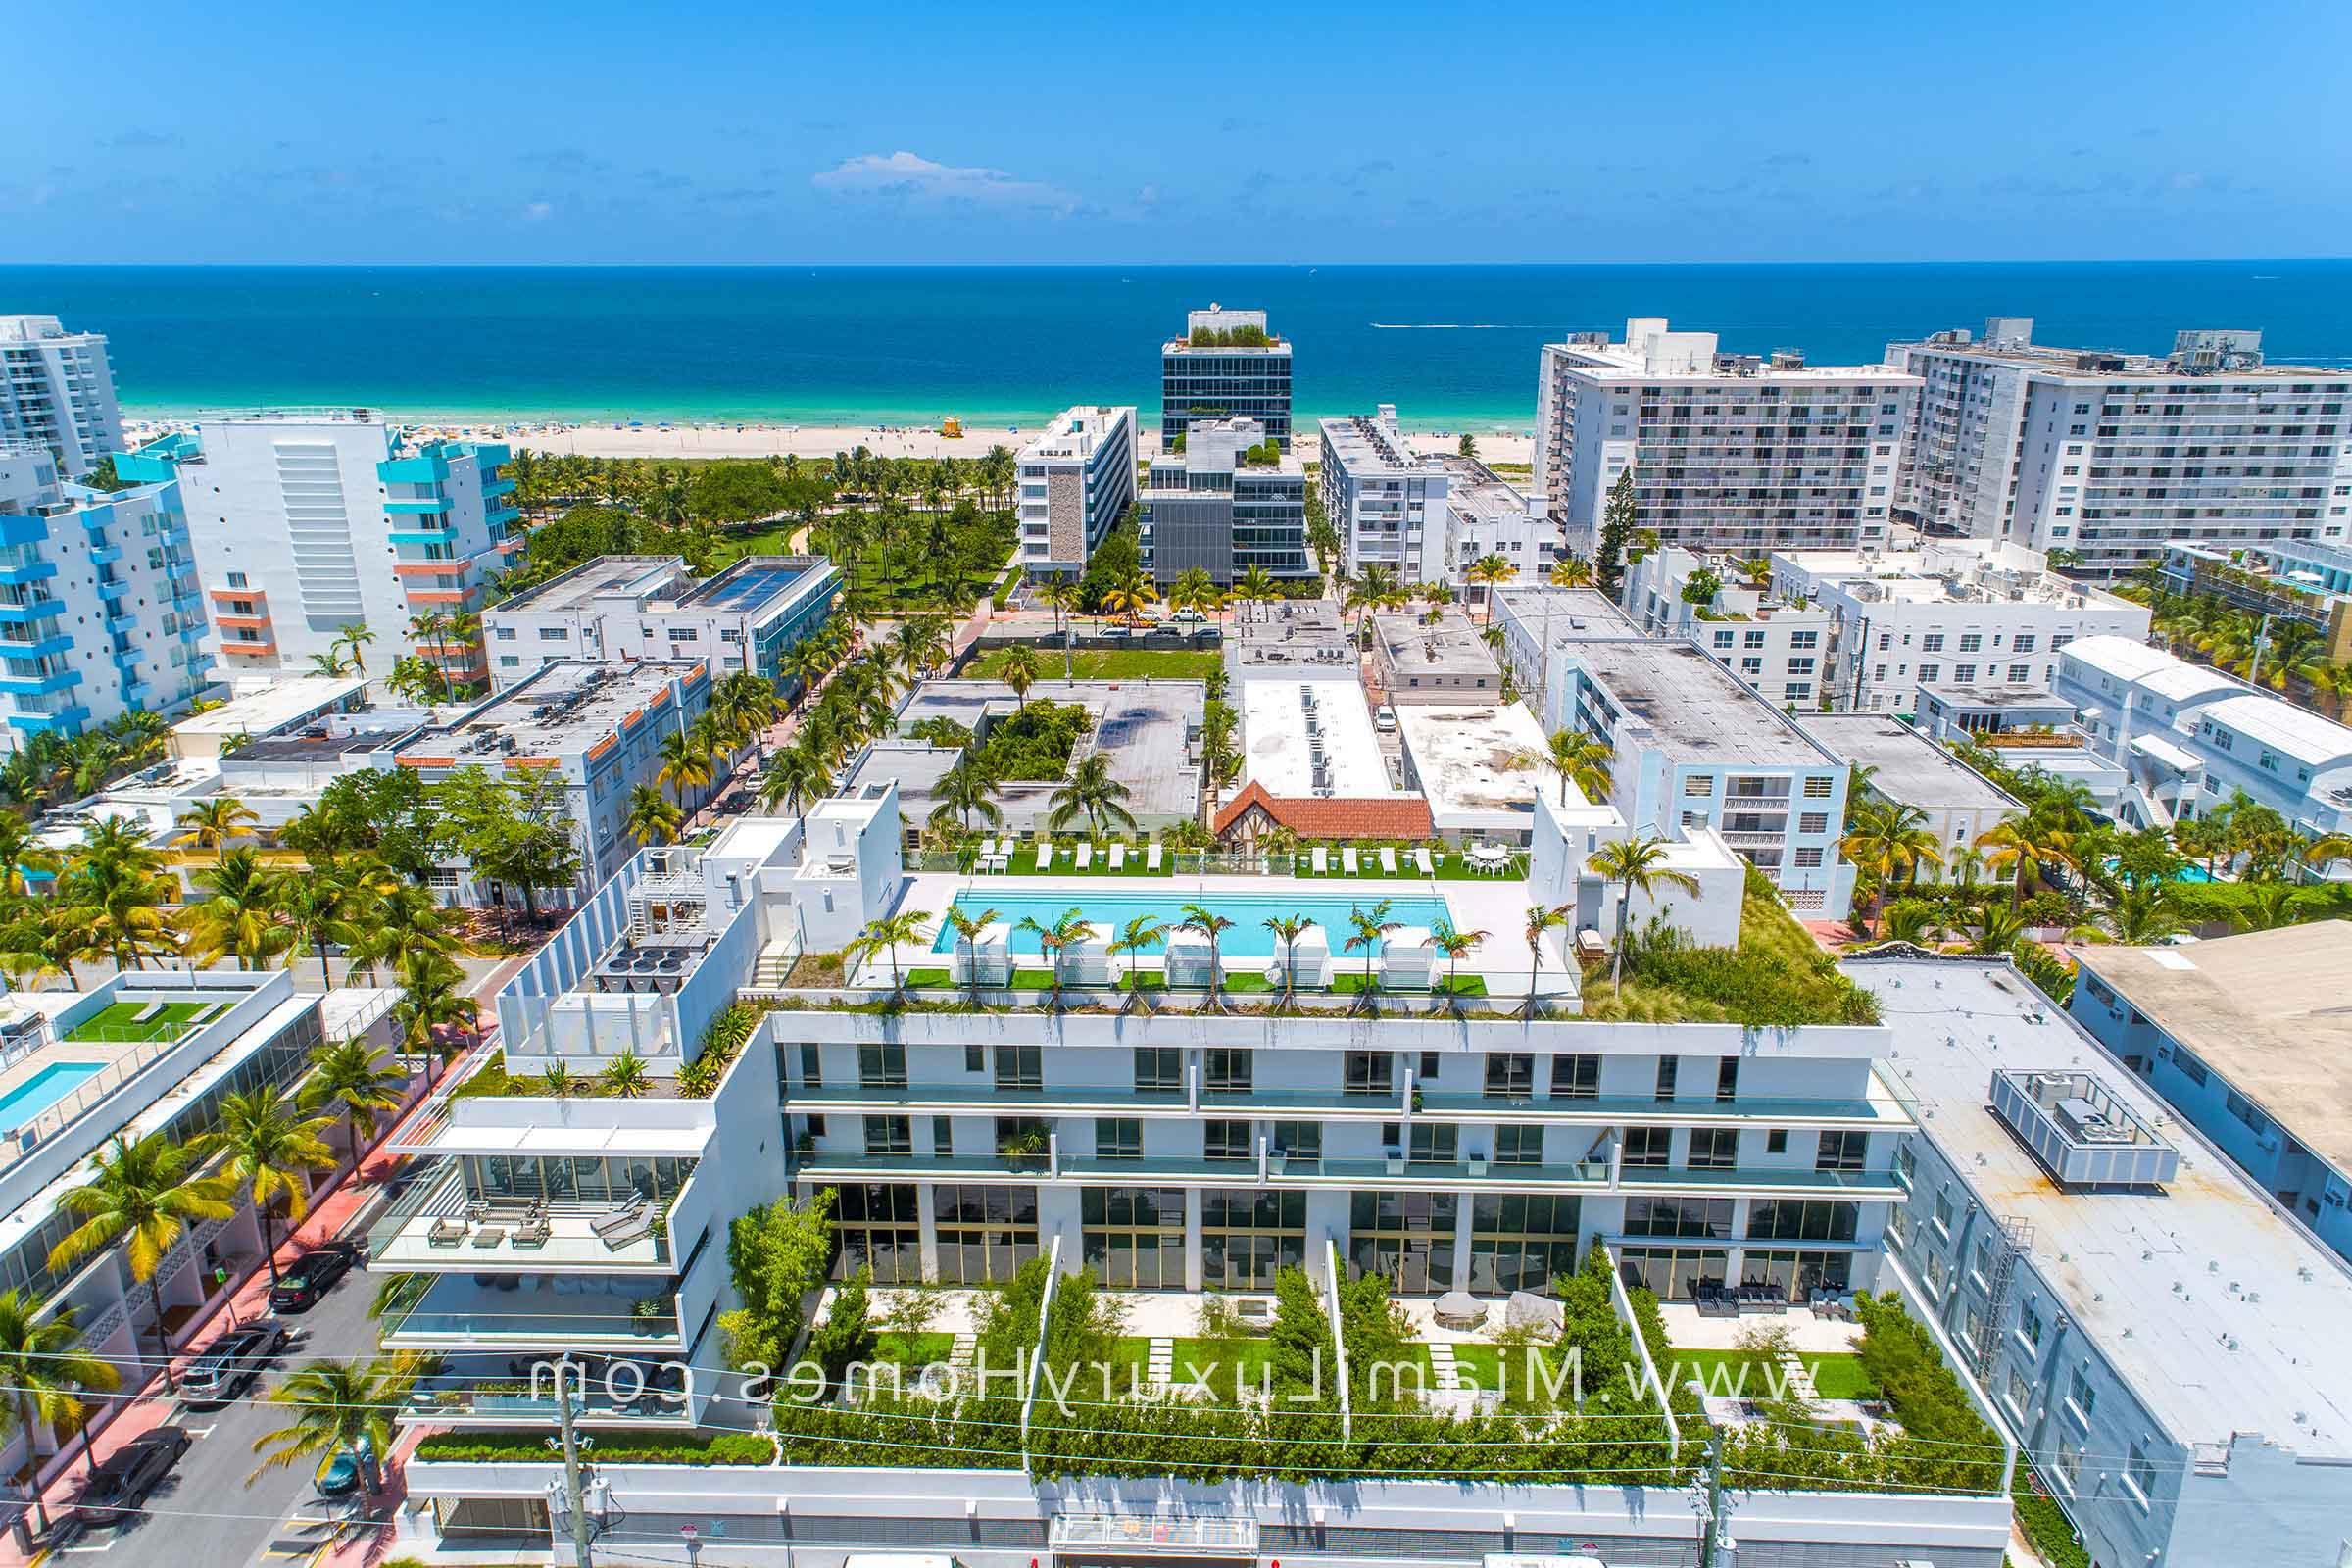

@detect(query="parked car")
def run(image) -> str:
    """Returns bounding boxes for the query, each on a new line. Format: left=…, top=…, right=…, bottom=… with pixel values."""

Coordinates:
left=75, top=1428, right=191, bottom=1528
left=269, top=1240, right=360, bottom=1312
left=180, top=1320, right=287, bottom=1409
left=315, top=1449, right=362, bottom=1499
left=1171, top=609, right=1207, bottom=625
left=1373, top=706, right=1398, bottom=733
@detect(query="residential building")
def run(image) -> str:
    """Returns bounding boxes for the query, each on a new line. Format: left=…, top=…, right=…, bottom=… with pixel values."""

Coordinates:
left=1852, top=951, right=2352, bottom=1568
left=1774, top=538, right=2150, bottom=718
left=1395, top=700, right=1549, bottom=845
left=1014, top=405, right=1136, bottom=578
left=1320, top=406, right=1451, bottom=583
left=1141, top=416, right=1310, bottom=585
left=1216, top=673, right=1431, bottom=844
left=0, top=970, right=414, bottom=1497
left=2053, top=633, right=2352, bottom=834
left=0, top=315, right=122, bottom=477
left=1795, top=711, right=2023, bottom=884
left=2158, top=535, right=2352, bottom=662
left=1224, top=595, right=1354, bottom=685
left=165, top=413, right=519, bottom=679
left=840, top=677, right=1206, bottom=846
left=1442, top=453, right=1557, bottom=603
left=2070, top=923, right=2352, bottom=1266
left=166, top=673, right=370, bottom=760
left=1886, top=318, right=2352, bottom=573
left=482, top=553, right=836, bottom=691
left=1370, top=608, right=1502, bottom=705
left=1623, top=545, right=1836, bottom=710
left=1161, top=305, right=1292, bottom=451
left=395, top=659, right=711, bottom=902
left=1912, top=684, right=2078, bottom=742
left=1533, top=317, right=1917, bottom=558
left=1498, top=586, right=1854, bottom=914
left=0, top=439, right=212, bottom=746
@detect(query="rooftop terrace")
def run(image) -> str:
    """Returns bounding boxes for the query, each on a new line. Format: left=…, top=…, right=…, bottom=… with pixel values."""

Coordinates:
left=491, top=555, right=682, bottom=612
left=401, top=660, right=703, bottom=765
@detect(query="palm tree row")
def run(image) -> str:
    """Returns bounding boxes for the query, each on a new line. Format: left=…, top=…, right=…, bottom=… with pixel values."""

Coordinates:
left=0, top=710, right=172, bottom=811
left=2119, top=572, right=2352, bottom=712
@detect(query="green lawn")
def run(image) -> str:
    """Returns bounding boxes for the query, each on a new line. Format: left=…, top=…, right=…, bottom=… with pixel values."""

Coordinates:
left=984, top=843, right=1177, bottom=878
left=872, top=1331, right=956, bottom=1368
left=969, top=647, right=1223, bottom=682
left=1107, top=1337, right=1277, bottom=1400
left=1665, top=1348, right=1879, bottom=1402
left=68, top=1000, right=220, bottom=1042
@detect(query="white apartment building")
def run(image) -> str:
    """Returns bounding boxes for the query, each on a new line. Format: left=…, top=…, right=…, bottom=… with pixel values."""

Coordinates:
left=1622, top=545, right=1836, bottom=710
left=165, top=412, right=519, bottom=680
left=1442, top=453, right=1556, bottom=602
left=1886, top=318, right=2352, bottom=574
left=1534, top=317, right=1917, bottom=558
left=0, top=315, right=122, bottom=478
left=0, top=439, right=212, bottom=746
left=481, top=553, right=837, bottom=691
left=1319, top=405, right=1451, bottom=583
left=1774, top=538, right=2151, bottom=717
left=1014, top=405, right=1136, bottom=578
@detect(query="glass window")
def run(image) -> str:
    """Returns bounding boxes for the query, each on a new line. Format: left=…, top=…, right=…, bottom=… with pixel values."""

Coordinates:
left=1200, top=1189, right=1306, bottom=1289
left=1485, top=1053, right=1535, bottom=1098
left=1204, top=1120, right=1252, bottom=1161
left=1550, top=1054, right=1599, bottom=1099
left=1204, top=1049, right=1253, bottom=1091
left=1622, top=1126, right=1672, bottom=1167
left=1135, top=1048, right=1182, bottom=1092
left=1345, top=1052, right=1395, bottom=1097
left=858, top=1042, right=906, bottom=1089
left=1655, top=1058, right=1680, bottom=1101
left=1083, top=1187, right=1186, bottom=1290
left=994, top=1044, right=1041, bottom=1090
left=1348, top=1191, right=1457, bottom=1294
left=1815, top=1131, right=1868, bottom=1173
left=1271, top=1120, right=1321, bottom=1166
left=931, top=1184, right=1039, bottom=1285
left=1494, top=1125, right=1544, bottom=1165
left=1689, top=1128, right=1739, bottom=1169
left=1096, top=1118, right=1141, bottom=1160
left=862, top=1115, right=911, bottom=1155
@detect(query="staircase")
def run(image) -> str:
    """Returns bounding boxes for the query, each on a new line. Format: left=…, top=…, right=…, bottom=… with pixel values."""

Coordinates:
left=948, top=1332, right=976, bottom=1378
left=1427, top=1342, right=1461, bottom=1394
left=753, top=942, right=799, bottom=987
left=1775, top=1348, right=1819, bottom=1403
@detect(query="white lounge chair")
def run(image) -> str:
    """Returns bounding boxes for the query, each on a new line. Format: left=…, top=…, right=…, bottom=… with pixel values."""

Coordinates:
left=1034, top=841, right=1053, bottom=872
left=1108, top=843, right=1127, bottom=871
left=1076, top=842, right=1094, bottom=870
left=1414, top=846, right=1435, bottom=876
left=1343, top=848, right=1360, bottom=876
left=1379, top=847, right=1399, bottom=876
left=1311, top=847, right=1329, bottom=875
left=976, top=837, right=998, bottom=869
left=1147, top=843, right=1163, bottom=872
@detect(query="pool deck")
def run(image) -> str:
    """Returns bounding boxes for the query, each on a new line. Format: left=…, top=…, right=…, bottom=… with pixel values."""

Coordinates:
left=883, top=869, right=1571, bottom=994
left=0, top=1035, right=155, bottom=1131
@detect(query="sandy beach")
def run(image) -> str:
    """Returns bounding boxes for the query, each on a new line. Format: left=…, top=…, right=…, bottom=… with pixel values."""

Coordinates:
left=123, top=416, right=1538, bottom=469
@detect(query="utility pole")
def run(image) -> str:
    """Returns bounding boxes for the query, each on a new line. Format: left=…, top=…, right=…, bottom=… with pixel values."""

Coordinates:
left=1696, top=1416, right=1726, bottom=1568
left=555, top=1361, right=595, bottom=1568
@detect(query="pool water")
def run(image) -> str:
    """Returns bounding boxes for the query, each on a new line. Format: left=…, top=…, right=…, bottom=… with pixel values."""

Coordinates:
left=0, top=1061, right=105, bottom=1131
left=935, top=891, right=1458, bottom=957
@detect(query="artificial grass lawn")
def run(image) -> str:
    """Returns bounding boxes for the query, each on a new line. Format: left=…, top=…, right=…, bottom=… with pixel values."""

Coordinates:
left=873, top=1331, right=957, bottom=1368
left=1665, top=1348, right=1879, bottom=1402
left=983, top=846, right=1177, bottom=879
left=969, top=647, right=1224, bottom=683
left=68, top=1000, right=220, bottom=1041
left=1107, top=1337, right=1277, bottom=1398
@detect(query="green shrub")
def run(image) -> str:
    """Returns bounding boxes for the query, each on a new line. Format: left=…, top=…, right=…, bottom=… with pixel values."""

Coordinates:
left=2014, top=1466, right=2092, bottom=1568
left=678, top=1001, right=760, bottom=1097
left=416, top=1430, right=771, bottom=1465
left=971, top=701, right=1093, bottom=782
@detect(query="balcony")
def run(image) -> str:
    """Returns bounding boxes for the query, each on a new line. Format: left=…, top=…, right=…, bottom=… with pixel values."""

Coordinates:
left=384, top=497, right=454, bottom=514
left=86, top=544, right=122, bottom=567
left=107, top=612, right=138, bottom=636
left=486, top=504, right=522, bottom=530
left=6, top=705, right=90, bottom=734
left=94, top=578, right=128, bottom=602
left=0, top=595, right=62, bottom=622
left=401, top=1365, right=695, bottom=1428
left=0, top=667, right=79, bottom=697
left=0, top=632, right=72, bottom=661
left=1616, top=1163, right=1902, bottom=1199
left=368, top=1156, right=692, bottom=1274
left=0, top=560, right=58, bottom=585
left=378, top=1271, right=681, bottom=1350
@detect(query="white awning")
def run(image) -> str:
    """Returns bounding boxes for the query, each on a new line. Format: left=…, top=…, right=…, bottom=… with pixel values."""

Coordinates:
left=2129, top=731, right=2204, bottom=773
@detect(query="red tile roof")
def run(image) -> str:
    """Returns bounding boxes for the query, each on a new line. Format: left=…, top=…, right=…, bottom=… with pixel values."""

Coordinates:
left=1211, top=780, right=1434, bottom=840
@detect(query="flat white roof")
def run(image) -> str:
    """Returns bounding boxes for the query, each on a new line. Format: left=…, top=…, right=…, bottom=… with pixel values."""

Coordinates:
left=1396, top=703, right=1551, bottom=830
left=1848, top=955, right=2352, bottom=1452
left=1795, top=713, right=2017, bottom=815
left=1241, top=678, right=1398, bottom=798
left=172, top=676, right=367, bottom=741
left=2060, top=635, right=2238, bottom=705
left=2199, top=693, right=2352, bottom=767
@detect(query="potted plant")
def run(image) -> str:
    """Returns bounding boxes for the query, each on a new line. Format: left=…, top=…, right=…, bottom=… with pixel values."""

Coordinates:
left=630, top=1298, right=663, bottom=1337
left=1000, top=1127, right=1050, bottom=1170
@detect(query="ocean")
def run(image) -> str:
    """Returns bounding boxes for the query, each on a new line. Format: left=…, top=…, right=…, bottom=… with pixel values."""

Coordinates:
left=8, top=261, right=2352, bottom=433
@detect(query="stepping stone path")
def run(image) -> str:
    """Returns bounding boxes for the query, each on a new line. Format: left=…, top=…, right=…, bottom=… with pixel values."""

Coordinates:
left=948, top=1333, right=976, bottom=1375
left=1775, top=1349, right=1819, bottom=1402
left=1147, top=1337, right=1176, bottom=1390
left=1427, top=1343, right=1461, bottom=1393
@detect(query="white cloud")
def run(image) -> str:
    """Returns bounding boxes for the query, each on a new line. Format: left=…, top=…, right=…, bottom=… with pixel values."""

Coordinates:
left=522, top=200, right=553, bottom=221
left=811, top=151, right=1078, bottom=216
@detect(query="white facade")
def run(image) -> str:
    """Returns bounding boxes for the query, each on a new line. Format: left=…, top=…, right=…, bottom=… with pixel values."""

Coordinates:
left=1775, top=538, right=2151, bottom=717
left=1887, top=318, right=2352, bottom=574
left=482, top=553, right=836, bottom=691
left=173, top=414, right=518, bottom=679
left=1015, top=405, right=1136, bottom=577
left=0, top=315, right=122, bottom=478
left=1442, top=453, right=1555, bottom=601
left=1623, top=546, right=1836, bottom=710
left=1534, top=317, right=1917, bottom=558
left=0, top=441, right=212, bottom=747
left=1320, top=405, right=1451, bottom=582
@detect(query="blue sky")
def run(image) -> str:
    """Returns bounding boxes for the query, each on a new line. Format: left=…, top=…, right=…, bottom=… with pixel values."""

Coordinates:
left=11, top=0, right=2348, bottom=265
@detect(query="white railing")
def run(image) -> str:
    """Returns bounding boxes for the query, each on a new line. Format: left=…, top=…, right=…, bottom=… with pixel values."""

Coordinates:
left=0, top=1037, right=178, bottom=1176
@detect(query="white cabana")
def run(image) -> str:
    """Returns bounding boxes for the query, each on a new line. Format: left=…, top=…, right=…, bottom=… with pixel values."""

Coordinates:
left=1380, top=925, right=1437, bottom=989
left=951, top=920, right=1012, bottom=987
left=1162, top=931, right=1216, bottom=990
left=1266, top=922, right=1331, bottom=989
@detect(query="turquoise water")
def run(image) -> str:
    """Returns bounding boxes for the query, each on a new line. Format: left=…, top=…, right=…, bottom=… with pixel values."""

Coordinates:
left=2104, top=858, right=2216, bottom=884
left=0, top=1061, right=105, bottom=1130
left=8, top=262, right=2352, bottom=431
left=935, top=891, right=1455, bottom=957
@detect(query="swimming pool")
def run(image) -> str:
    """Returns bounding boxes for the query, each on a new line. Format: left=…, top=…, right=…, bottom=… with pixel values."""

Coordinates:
left=934, top=891, right=1458, bottom=957
left=0, top=1061, right=105, bottom=1132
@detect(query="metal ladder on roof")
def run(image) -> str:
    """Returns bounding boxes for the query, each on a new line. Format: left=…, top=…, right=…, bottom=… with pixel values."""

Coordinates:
left=1969, top=1214, right=2034, bottom=1375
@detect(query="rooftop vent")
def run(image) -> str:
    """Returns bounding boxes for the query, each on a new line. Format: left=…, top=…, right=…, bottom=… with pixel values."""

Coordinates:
left=1990, top=1068, right=2180, bottom=1189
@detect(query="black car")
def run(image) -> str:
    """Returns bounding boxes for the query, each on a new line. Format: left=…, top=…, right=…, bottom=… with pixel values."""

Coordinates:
left=179, top=1320, right=286, bottom=1409
left=75, top=1427, right=191, bottom=1528
left=268, top=1240, right=360, bottom=1312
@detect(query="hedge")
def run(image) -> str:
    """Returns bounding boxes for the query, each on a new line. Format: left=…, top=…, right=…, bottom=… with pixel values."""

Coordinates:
left=416, top=1430, right=772, bottom=1465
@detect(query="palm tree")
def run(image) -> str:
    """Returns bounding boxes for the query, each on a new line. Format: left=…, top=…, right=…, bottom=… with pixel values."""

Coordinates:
left=1969, top=904, right=2028, bottom=956
left=180, top=847, right=293, bottom=968
left=2303, top=831, right=2352, bottom=878
left=1177, top=902, right=1234, bottom=1012
left=1517, top=728, right=1614, bottom=806
left=1170, top=566, right=1218, bottom=621
left=300, top=1039, right=407, bottom=1165
left=1048, top=754, right=1138, bottom=838
left=759, top=742, right=830, bottom=842
left=1235, top=564, right=1280, bottom=622
left=1467, top=554, right=1517, bottom=621
left=1261, top=913, right=1311, bottom=1006
left=930, top=754, right=1004, bottom=835
left=194, top=1088, right=336, bottom=1287
left=332, top=622, right=376, bottom=677
left=846, top=909, right=934, bottom=993
left=1975, top=817, right=2076, bottom=908
left=626, top=783, right=684, bottom=847
left=1102, top=566, right=1159, bottom=629
left=1013, top=908, right=1094, bottom=1009
left=1039, top=579, right=1084, bottom=680
left=281, top=857, right=384, bottom=988
left=1109, top=913, right=1170, bottom=1010
left=390, top=952, right=478, bottom=1062
left=0, top=1291, right=120, bottom=1531
left=995, top=643, right=1043, bottom=713
left=1519, top=902, right=1572, bottom=1016
left=657, top=727, right=714, bottom=808
left=941, top=904, right=1003, bottom=1004
left=2070, top=883, right=2184, bottom=946
left=1547, top=555, right=1595, bottom=589
left=46, top=1133, right=238, bottom=1394
left=1343, top=899, right=1401, bottom=1011
left=55, top=820, right=178, bottom=972
left=249, top=1356, right=423, bottom=1489
left=1878, top=901, right=1950, bottom=949
left=1430, top=917, right=1488, bottom=1004
left=0, top=814, right=58, bottom=897
left=1590, top=835, right=1701, bottom=986
left=1840, top=800, right=1944, bottom=929
left=887, top=617, right=950, bottom=685
left=601, top=1051, right=653, bottom=1098
left=177, top=796, right=259, bottom=865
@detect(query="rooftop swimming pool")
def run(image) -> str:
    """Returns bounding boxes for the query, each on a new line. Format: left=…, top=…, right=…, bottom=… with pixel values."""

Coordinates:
left=0, top=1060, right=106, bottom=1132
left=934, top=890, right=1458, bottom=957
